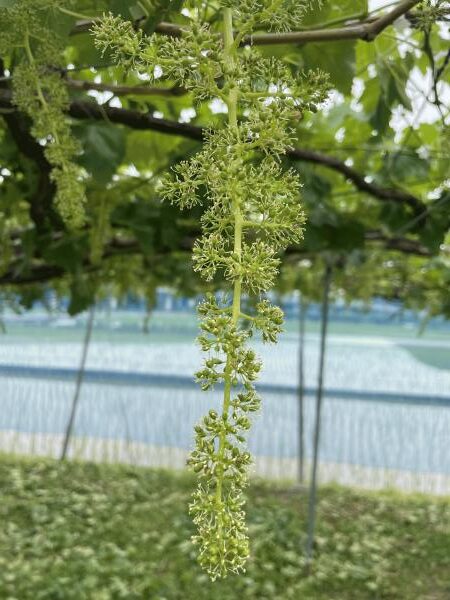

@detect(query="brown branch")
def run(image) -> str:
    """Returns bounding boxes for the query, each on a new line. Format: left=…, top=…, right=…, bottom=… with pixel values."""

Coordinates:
left=0, top=264, right=65, bottom=286
left=360, top=0, right=420, bottom=40
left=0, top=89, right=426, bottom=214
left=248, top=0, right=420, bottom=45
left=0, top=235, right=197, bottom=287
left=422, top=29, right=447, bottom=122
left=71, top=1, right=420, bottom=45
left=66, top=77, right=185, bottom=98
left=365, top=231, right=431, bottom=256
left=67, top=98, right=204, bottom=139
left=288, top=148, right=423, bottom=214
left=0, top=228, right=432, bottom=287
left=0, top=237, right=142, bottom=287
left=66, top=99, right=424, bottom=214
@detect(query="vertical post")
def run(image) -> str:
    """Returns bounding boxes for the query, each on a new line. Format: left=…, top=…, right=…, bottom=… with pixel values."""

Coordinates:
left=143, top=308, right=152, bottom=334
left=298, top=294, right=306, bottom=483
left=61, top=305, right=95, bottom=460
left=305, top=264, right=332, bottom=565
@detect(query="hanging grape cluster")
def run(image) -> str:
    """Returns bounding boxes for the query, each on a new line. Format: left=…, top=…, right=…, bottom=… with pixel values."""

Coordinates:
left=94, top=0, right=329, bottom=580
left=0, top=0, right=86, bottom=228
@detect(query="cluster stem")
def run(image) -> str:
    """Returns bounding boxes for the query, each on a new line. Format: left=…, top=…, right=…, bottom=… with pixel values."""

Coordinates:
left=23, top=30, right=60, bottom=146
left=215, top=7, right=242, bottom=513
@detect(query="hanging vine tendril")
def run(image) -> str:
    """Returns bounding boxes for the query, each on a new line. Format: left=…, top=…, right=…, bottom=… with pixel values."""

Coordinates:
left=93, top=0, right=329, bottom=580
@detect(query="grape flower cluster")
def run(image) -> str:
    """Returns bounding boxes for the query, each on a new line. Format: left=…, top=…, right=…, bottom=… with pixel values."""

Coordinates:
left=0, top=1, right=87, bottom=228
left=93, top=0, right=329, bottom=580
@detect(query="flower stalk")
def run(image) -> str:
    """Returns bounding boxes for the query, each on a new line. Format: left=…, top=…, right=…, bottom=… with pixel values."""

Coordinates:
left=92, top=0, right=330, bottom=580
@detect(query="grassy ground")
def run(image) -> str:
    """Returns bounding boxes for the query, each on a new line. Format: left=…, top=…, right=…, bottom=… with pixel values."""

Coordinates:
left=0, top=456, right=449, bottom=599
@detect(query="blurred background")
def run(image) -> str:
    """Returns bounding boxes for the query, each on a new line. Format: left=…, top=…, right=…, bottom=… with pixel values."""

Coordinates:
left=1, top=290, right=449, bottom=495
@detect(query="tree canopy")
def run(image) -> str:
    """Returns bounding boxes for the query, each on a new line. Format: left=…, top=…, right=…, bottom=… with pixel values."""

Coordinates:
left=0, top=0, right=449, bottom=316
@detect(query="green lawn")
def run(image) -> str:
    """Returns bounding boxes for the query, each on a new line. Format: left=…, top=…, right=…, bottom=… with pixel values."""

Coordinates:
left=0, top=456, right=449, bottom=599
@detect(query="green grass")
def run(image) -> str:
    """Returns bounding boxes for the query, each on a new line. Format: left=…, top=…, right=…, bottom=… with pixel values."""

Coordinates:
left=0, top=456, right=449, bottom=599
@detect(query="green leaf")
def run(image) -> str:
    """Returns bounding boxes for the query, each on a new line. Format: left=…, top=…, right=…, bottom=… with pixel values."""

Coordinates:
left=370, top=96, right=391, bottom=135
left=74, top=123, right=126, bottom=184
left=110, top=0, right=137, bottom=18
left=41, top=236, right=85, bottom=273
left=304, top=220, right=365, bottom=252
left=68, top=278, right=96, bottom=315
left=387, top=152, right=430, bottom=182
left=377, top=59, right=412, bottom=111
left=115, top=0, right=185, bottom=32
left=419, top=193, right=450, bottom=252
left=301, top=41, right=356, bottom=94
left=45, top=5, right=75, bottom=40
left=303, top=0, right=368, bottom=27
left=142, top=0, right=184, bottom=34
left=379, top=203, right=412, bottom=232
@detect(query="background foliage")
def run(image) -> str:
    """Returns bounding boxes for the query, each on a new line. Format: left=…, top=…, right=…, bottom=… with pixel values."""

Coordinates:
left=0, top=0, right=448, bottom=316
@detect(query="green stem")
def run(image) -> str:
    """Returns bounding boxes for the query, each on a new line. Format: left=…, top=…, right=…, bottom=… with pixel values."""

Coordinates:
left=308, top=10, right=368, bottom=30
left=58, top=6, right=97, bottom=20
left=240, top=312, right=255, bottom=321
left=23, top=30, right=60, bottom=146
left=243, top=219, right=282, bottom=229
left=24, top=32, right=44, bottom=104
left=215, top=7, right=242, bottom=513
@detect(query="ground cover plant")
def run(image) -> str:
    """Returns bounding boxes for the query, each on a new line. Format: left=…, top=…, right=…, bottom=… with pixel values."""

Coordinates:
left=0, top=455, right=449, bottom=599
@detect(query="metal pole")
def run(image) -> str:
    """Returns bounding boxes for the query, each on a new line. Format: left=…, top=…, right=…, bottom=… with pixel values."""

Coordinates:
left=305, top=264, right=332, bottom=565
left=298, top=295, right=306, bottom=483
left=61, top=305, right=95, bottom=460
